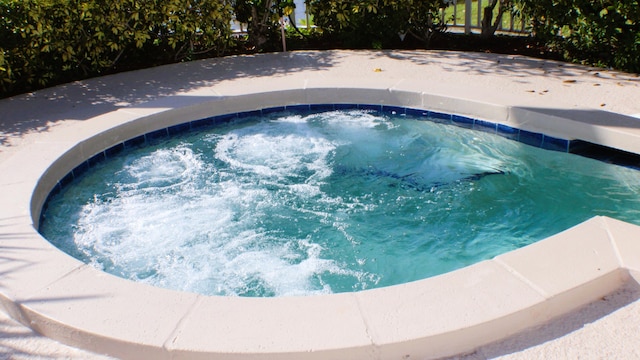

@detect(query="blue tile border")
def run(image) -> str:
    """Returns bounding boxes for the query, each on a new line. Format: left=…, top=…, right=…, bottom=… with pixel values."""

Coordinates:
left=358, top=104, right=383, bottom=112
left=405, top=108, right=430, bottom=118
left=285, top=104, right=312, bottom=114
left=71, top=161, right=89, bottom=179
left=519, top=130, right=544, bottom=148
left=497, top=124, right=519, bottom=140
left=146, top=128, right=169, bottom=142
left=190, top=117, right=216, bottom=129
left=59, top=172, right=75, bottom=188
left=541, top=135, right=570, bottom=152
left=475, top=120, right=498, bottom=134
left=168, top=122, right=190, bottom=136
left=261, top=106, right=286, bottom=115
left=429, top=111, right=452, bottom=123
left=87, top=151, right=106, bottom=167
left=217, top=113, right=239, bottom=125
left=124, top=134, right=146, bottom=149
left=382, top=105, right=406, bottom=116
left=237, top=109, right=262, bottom=119
left=310, top=104, right=335, bottom=113
left=334, top=103, right=359, bottom=111
left=569, top=140, right=640, bottom=170
left=104, top=143, right=124, bottom=158
left=452, top=115, right=474, bottom=129
left=46, top=103, right=640, bottom=198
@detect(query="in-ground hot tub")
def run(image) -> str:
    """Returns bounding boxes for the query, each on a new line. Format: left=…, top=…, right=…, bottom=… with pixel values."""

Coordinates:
left=2, top=79, right=640, bottom=358
left=37, top=103, right=640, bottom=299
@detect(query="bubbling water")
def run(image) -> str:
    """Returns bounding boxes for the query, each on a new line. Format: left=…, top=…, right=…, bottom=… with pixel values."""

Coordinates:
left=39, top=110, right=640, bottom=297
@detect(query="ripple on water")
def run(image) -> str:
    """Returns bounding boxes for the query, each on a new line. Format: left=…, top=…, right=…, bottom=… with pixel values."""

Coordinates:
left=39, top=110, right=640, bottom=297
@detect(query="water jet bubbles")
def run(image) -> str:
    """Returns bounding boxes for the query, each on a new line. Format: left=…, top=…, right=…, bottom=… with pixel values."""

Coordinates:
left=214, top=121, right=335, bottom=185
left=121, top=145, right=203, bottom=190
left=39, top=109, right=640, bottom=297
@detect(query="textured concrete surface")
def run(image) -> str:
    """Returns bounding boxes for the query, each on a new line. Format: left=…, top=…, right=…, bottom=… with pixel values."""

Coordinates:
left=1, top=50, right=640, bottom=359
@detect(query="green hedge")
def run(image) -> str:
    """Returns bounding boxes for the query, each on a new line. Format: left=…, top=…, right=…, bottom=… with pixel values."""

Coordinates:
left=307, top=0, right=447, bottom=48
left=2, top=0, right=639, bottom=98
left=519, top=0, right=640, bottom=73
left=0, top=0, right=233, bottom=96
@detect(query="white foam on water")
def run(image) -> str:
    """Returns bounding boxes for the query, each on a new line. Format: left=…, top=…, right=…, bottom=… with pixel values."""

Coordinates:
left=70, top=116, right=379, bottom=296
left=215, top=117, right=336, bottom=181
left=45, top=109, right=640, bottom=297
left=116, top=144, right=203, bottom=191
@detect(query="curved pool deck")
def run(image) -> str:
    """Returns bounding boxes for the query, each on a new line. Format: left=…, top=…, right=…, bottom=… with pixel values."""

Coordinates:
left=1, top=50, right=640, bottom=359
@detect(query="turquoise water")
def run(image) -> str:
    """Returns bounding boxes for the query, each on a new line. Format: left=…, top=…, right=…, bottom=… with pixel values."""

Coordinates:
left=39, top=110, right=640, bottom=297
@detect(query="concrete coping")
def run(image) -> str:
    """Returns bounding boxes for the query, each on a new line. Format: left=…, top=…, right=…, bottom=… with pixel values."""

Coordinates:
left=2, top=82, right=640, bottom=359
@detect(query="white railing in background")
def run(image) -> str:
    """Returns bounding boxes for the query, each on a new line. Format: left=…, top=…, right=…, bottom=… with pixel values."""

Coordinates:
left=445, top=0, right=527, bottom=34
left=233, top=0, right=529, bottom=36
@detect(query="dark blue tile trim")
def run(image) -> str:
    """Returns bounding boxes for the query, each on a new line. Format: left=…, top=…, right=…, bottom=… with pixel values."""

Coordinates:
left=72, top=161, right=89, bottom=179
left=46, top=183, right=62, bottom=200
left=475, top=120, right=497, bottom=134
left=497, top=124, right=519, bottom=140
left=382, top=105, right=406, bottom=115
left=285, top=104, right=311, bottom=113
left=310, top=104, right=335, bottom=112
left=39, top=184, right=62, bottom=225
left=358, top=104, right=382, bottom=112
left=542, top=135, right=570, bottom=152
left=88, top=151, right=105, bottom=167
left=237, top=109, right=262, bottom=119
left=146, top=128, right=169, bottom=142
left=429, top=111, right=452, bottom=123
left=190, top=117, right=216, bottom=129
left=214, top=113, right=238, bottom=123
left=452, top=115, right=474, bottom=129
left=406, top=108, right=430, bottom=118
left=334, top=103, right=359, bottom=111
left=168, top=122, right=191, bottom=136
left=261, top=106, right=286, bottom=115
left=59, top=172, right=75, bottom=188
left=105, top=143, right=124, bottom=158
left=124, top=135, right=146, bottom=149
left=48, top=103, right=640, bottom=209
left=519, top=130, right=544, bottom=148
left=569, top=140, right=640, bottom=170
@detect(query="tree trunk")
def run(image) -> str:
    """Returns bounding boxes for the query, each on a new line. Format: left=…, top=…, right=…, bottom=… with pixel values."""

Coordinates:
left=481, top=0, right=506, bottom=39
left=247, top=1, right=273, bottom=50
